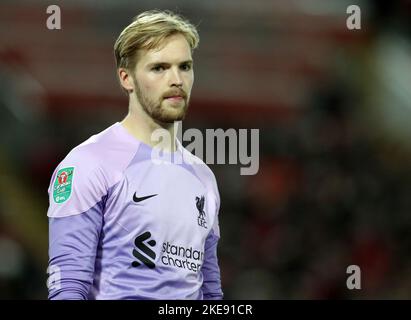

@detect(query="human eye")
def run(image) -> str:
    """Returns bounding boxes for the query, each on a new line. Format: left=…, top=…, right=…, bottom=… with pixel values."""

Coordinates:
left=151, top=65, right=165, bottom=72
left=180, top=63, right=192, bottom=71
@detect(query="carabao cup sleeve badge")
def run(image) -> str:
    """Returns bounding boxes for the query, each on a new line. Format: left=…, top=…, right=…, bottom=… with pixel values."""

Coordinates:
left=53, top=167, right=75, bottom=204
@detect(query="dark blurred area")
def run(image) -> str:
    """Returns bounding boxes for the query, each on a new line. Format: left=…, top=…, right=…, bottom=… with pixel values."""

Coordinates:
left=1, top=0, right=411, bottom=299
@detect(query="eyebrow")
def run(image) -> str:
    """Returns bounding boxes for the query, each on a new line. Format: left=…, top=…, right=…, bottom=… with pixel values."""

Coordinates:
left=147, top=60, right=193, bottom=68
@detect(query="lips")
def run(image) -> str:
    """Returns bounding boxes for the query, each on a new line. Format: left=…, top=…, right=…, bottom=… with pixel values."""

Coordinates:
left=165, top=96, right=183, bottom=99
left=163, top=90, right=186, bottom=100
left=164, top=96, right=184, bottom=105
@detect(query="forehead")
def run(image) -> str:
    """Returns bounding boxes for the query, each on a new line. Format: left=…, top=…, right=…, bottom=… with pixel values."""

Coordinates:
left=137, top=33, right=192, bottom=66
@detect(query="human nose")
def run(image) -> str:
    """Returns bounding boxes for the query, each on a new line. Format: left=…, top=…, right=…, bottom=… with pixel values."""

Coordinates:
left=169, top=67, right=183, bottom=87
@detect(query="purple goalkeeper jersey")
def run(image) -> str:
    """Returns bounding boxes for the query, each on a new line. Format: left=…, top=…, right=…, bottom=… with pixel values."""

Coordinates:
left=47, top=122, right=223, bottom=300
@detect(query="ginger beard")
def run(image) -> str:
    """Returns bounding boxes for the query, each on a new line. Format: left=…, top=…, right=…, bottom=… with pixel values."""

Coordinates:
left=133, top=75, right=190, bottom=124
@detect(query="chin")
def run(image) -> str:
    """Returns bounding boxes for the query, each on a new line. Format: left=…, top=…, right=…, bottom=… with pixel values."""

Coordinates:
left=164, top=106, right=188, bottom=120
left=150, top=102, right=188, bottom=123
left=165, top=113, right=186, bottom=123
left=152, top=111, right=186, bottom=123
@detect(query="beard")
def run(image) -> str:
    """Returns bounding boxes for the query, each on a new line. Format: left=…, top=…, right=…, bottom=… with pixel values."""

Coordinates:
left=134, top=80, right=190, bottom=124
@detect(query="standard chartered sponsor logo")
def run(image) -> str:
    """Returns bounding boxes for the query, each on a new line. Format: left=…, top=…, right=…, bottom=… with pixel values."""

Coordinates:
left=160, top=241, right=204, bottom=272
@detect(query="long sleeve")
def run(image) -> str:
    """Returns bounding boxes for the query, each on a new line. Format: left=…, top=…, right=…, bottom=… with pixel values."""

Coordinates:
left=201, top=229, right=223, bottom=299
left=46, top=149, right=107, bottom=300
left=199, top=167, right=223, bottom=300
left=48, top=206, right=103, bottom=299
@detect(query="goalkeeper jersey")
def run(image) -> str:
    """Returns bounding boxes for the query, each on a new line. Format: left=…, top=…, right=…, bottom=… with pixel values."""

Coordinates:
left=47, top=122, right=223, bottom=300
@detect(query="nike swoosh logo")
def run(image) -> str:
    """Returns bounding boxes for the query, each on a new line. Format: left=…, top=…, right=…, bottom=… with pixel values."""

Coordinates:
left=133, top=193, right=158, bottom=203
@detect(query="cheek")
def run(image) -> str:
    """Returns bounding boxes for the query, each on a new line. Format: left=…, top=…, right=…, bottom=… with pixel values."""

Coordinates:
left=185, top=73, right=194, bottom=89
left=135, top=73, right=156, bottom=92
left=142, top=83, right=153, bottom=91
left=140, top=81, right=158, bottom=96
left=138, top=77, right=151, bottom=90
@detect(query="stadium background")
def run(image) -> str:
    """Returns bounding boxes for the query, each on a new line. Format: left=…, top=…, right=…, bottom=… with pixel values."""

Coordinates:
left=0, top=0, right=411, bottom=299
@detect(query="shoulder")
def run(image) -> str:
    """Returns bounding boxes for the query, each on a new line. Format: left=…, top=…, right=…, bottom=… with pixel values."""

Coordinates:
left=47, top=123, right=138, bottom=217
left=59, top=123, right=139, bottom=181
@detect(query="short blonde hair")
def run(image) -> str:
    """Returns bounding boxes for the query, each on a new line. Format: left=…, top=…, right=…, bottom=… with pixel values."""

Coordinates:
left=114, top=10, right=200, bottom=70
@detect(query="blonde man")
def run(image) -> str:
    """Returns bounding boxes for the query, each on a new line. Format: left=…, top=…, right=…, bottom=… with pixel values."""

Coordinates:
left=47, top=10, right=223, bottom=300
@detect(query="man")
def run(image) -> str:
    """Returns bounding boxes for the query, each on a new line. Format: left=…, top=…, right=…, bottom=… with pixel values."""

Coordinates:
left=47, top=10, right=223, bottom=300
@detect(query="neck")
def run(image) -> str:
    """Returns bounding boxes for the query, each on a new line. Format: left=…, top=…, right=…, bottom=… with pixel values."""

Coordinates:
left=120, top=99, right=178, bottom=152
